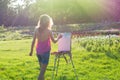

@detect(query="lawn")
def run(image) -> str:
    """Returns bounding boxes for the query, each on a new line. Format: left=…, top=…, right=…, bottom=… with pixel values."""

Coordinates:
left=0, top=39, right=120, bottom=80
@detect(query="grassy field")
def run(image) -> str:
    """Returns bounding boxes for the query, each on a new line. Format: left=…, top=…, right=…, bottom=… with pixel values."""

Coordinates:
left=0, top=38, right=120, bottom=80
left=0, top=26, right=120, bottom=80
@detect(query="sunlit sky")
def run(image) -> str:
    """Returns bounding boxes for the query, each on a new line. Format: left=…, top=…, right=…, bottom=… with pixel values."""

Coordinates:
left=11, top=0, right=36, bottom=7
left=15, top=0, right=24, bottom=6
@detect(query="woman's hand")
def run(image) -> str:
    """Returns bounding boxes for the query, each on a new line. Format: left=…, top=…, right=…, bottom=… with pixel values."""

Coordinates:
left=58, top=34, right=62, bottom=40
left=29, top=51, right=33, bottom=56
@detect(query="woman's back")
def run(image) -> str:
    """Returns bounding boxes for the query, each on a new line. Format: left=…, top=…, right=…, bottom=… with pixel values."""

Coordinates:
left=36, top=28, right=50, bottom=42
left=35, top=28, right=51, bottom=54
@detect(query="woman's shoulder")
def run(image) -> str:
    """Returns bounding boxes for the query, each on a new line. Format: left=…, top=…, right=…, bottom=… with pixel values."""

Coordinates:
left=34, top=26, right=39, bottom=32
left=35, top=26, right=39, bottom=30
left=45, top=29, right=51, bottom=34
left=47, top=29, right=52, bottom=33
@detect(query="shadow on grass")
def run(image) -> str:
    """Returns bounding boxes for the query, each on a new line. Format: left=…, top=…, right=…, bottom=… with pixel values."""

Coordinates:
left=54, top=75, right=75, bottom=80
left=105, top=51, right=120, bottom=62
left=1, top=49, right=11, bottom=51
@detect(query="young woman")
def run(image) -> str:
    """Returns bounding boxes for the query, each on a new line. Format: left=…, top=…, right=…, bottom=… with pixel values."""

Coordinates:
left=29, top=14, right=62, bottom=80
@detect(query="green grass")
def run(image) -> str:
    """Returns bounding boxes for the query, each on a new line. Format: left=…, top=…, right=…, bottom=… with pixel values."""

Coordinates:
left=0, top=39, right=120, bottom=80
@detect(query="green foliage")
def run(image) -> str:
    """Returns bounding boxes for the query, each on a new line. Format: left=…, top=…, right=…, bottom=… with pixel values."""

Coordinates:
left=75, top=35, right=120, bottom=61
left=0, top=25, right=6, bottom=31
left=0, top=27, right=32, bottom=41
left=0, top=31, right=23, bottom=41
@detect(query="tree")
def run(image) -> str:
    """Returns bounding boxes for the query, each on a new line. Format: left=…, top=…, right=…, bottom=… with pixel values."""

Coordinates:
left=0, top=0, right=120, bottom=26
left=0, top=0, right=9, bottom=26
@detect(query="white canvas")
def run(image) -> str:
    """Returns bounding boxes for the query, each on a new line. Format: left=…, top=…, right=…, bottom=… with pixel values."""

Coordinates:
left=58, top=33, right=71, bottom=52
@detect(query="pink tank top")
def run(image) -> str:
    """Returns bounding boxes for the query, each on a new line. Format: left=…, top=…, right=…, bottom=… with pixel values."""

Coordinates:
left=36, top=38, right=51, bottom=55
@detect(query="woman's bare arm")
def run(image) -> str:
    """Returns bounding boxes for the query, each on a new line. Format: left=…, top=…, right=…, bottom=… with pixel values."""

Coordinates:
left=49, top=31, right=62, bottom=43
left=29, top=29, right=37, bottom=56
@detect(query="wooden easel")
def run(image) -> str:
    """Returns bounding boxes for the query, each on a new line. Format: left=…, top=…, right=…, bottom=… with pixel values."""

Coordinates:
left=51, top=32, right=78, bottom=80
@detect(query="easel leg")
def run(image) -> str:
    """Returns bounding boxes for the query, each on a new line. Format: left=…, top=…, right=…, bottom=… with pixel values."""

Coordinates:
left=69, top=56, right=78, bottom=80
left=52, top=55, right=58, bottom=80
left=55, top=55, right=60, bottom=76
left=63, top=54, right=68, bottom=63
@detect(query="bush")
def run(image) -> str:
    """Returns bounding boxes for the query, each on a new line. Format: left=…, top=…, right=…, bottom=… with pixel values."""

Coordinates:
left=0, top=27, right=32, bottom=41
left=0, top=25, right=6, bottom=31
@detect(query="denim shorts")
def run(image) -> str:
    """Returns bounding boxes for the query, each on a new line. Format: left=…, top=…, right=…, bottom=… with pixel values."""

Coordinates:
left=37, top=51, right=50, bottom=64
